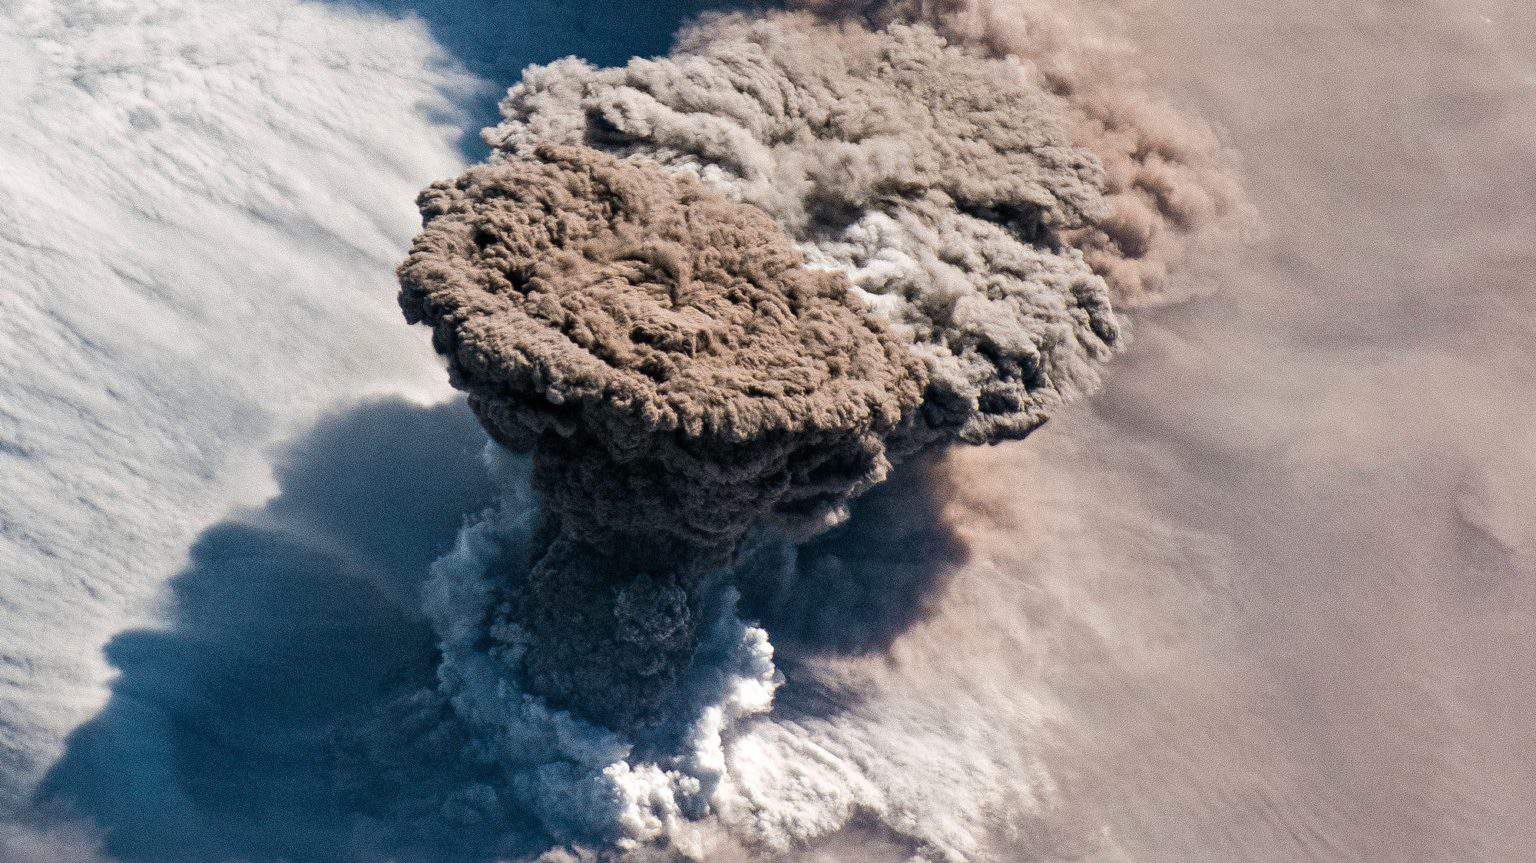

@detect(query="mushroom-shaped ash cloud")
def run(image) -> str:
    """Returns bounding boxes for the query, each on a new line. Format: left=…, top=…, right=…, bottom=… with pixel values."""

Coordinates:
left=396, top=12, right=1151, bottom=739
left=398, top=143, right=925, bottom=725
left=388, top=8, right=1245, bottom=857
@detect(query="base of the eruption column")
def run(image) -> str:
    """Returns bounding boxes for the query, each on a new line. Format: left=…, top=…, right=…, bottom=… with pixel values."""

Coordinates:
left=504, top=531, right=715, bottom=730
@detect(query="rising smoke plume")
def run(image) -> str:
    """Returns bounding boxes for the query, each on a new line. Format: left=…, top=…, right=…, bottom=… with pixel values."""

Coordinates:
left=392, top=4, right=1240, bottom=858
left=399, top=13, right=1130, bottom=728
left=399, top=142, right=925, bottom=724
left=14, top=0, right=1531, bottom=859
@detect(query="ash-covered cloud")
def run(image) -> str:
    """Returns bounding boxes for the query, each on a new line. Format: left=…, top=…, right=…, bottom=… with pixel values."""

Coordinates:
left=799, top=0, right=1250, bottom=306
left=399, top=142, right=924, bottom=725
left=399, top=142, right=924, bottom=544
left=397, top=13, right=1137, bottom=732
left=488, top=14, right=1122, bottom=444
left=10, top=0, right=1531, bottom=859
left=391, top=4, right=1235, bottom=860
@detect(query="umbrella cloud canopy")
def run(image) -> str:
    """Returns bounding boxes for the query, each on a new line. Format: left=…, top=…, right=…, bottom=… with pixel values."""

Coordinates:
left=399, top=143, right=927, bottom=725
left=399, top=143, right=926, bottom=550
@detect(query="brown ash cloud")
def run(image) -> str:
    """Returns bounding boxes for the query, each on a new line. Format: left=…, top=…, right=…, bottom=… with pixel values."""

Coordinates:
left=396, top=14, right=1138, bottom=733
left=384, top=6, right=1253, bottom=858
left=487, top=14, right=1123, bottom=445
left=399, top=143, right=924, bottom=726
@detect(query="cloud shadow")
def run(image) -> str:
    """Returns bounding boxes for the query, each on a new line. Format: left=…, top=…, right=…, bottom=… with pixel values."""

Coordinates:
left=32, top=396, right=973, bottom=857
left=737, top=453, right=971, bottom=662
left=33, top=398, right=497, bottom=863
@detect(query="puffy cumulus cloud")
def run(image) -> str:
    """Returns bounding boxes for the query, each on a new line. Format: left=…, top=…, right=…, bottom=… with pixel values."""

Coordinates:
left=487, top=14, right=1122, bottom=445
left=411, top=455, right=785, bottom=859
left=797, top=0, right=1251, bottom=306
left=378, top=447, right=1058, bottom=863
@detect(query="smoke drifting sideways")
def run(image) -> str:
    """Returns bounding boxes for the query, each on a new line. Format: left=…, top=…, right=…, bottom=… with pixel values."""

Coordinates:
left=391, top=6, right=1238, bottom=859
left=799, top=0, right=1250, bottom=306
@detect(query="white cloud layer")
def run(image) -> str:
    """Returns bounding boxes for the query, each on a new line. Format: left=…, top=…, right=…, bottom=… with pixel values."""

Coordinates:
left=0, top=0, right=469, bottom=810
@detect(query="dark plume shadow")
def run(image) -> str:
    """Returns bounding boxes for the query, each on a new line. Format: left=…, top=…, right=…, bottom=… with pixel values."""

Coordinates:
left=33, top=398, right=496, bottom=863
left=325, top=0, right=737, bottom=159
left=736, top=453, right=971, bottom=663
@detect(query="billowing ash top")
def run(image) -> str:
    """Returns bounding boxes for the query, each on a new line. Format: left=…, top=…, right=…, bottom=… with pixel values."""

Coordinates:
left=398, top=144, right=925, bottom=548
left=485, top=18, right=1123, bottom=448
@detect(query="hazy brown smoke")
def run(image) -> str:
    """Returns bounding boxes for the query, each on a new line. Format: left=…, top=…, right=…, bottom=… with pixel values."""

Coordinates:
left=797, top=0, right=1250, bottom=306
left=399, top=143, right=924, bottom=724
left=754, top=2, right=1536, bottom=861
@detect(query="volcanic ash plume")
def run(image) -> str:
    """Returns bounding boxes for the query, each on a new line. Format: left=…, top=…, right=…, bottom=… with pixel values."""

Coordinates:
left=389, top=7, right=1210, bottom=858
left=489, top=15, right=1122, bottom=444
left=401, top=13, right=1126, bottom=729
left=399, top=142, right=925, bottom=725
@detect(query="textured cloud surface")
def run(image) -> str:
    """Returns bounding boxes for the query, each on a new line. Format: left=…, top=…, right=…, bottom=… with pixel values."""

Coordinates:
left=4, top=0, right=1533, bottom=861
left=0, top=0, right=469, bottom=818
left=796, top=0, right=1251, bottom=306
left=383, top=7, right=1161, bottom=857
left=393, top=2, right=1536, bottom=859
left=489, top=15, right=1123, bottom=444
left=400, top=142, right=923, bottom=724
left=398, top=144, right=923, bottom=530
left=382, top=6, right=1211, bottom=860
